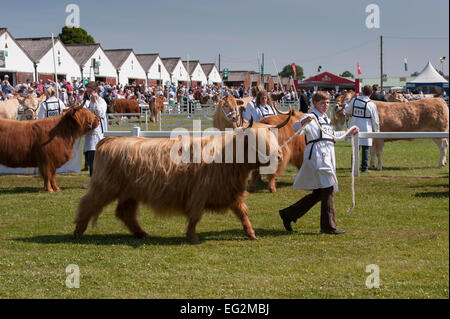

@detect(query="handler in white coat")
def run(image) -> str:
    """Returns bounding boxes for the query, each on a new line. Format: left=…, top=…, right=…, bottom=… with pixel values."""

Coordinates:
left=345, top=85, right=380, bottom=172
left=243, top=90, right=276, bottom=123
left=279, top=91, right=358, bottom=234
left=83, top=81, right=108, bottom=177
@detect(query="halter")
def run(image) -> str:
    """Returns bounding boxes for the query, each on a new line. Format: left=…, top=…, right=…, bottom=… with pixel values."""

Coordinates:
left=221, top=104, right=239, bottom=123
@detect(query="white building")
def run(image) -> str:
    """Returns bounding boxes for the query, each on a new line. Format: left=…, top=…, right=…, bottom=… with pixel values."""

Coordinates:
left=104, top=49, right=146, bottom=86
left=201, top=63, right=222, bottom=86
left=0, top=28, right=35, bottom=85
left=161, top=57, right=189, bottom=86
left=182, top=60, right=207, bottom=86
left=66, top=44, right=117, bottom=84
left=16, top=36, right=80, bottom=83
left=136, top=53, right=170, bottom=87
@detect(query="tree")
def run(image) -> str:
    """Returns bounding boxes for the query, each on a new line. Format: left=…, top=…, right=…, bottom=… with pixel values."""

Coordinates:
left=410, top=71, right=419, bottom=77
left=278, top=64, right=304, bottom=80
left=58, top=26, right=95, bottom=45
left=437, top=70, right=445, bottom=76
left=340, top=71, right=354, bottom=78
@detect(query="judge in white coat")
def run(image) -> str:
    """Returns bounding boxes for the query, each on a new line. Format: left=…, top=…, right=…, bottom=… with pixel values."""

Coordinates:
left=83, top=81, right=108, bottom=177
left=345, top=85, right=380, bottom=172
left=279, top=91, right=358, bottom=234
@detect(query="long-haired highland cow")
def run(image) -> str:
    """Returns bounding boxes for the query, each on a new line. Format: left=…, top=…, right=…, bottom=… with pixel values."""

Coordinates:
left=74, top=112, right=293, bottom=242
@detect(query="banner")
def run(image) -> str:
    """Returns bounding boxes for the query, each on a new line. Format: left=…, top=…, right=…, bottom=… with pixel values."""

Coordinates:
left=357, top=62, right=362, bottom=75
left=404, top=57, right=408, bottom=72
left=291, top=63, right=296, bottom=77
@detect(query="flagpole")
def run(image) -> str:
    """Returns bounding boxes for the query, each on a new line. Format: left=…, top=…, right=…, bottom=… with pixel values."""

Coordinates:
left=51, top=33, right=59, bottom=99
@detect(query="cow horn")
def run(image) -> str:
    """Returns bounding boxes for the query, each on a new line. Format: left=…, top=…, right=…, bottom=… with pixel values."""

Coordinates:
left=274, top=109, right=293, bottom=129
left=272, top=104, right=290, bottom=115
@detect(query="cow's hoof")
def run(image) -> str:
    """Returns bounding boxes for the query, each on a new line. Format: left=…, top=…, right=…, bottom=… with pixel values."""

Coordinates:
left=247, top=233, right=258, bottom=240
left=73, top=230, right=83, bottom=239
left=187, top=234, right=199, bottom=243
left=133, top=231, right=149, bottom=239
left=269, top=187, right=277, bottom=193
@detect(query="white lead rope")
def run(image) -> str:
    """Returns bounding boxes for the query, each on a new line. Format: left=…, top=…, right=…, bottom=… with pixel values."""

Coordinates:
left=280, top=115, right=358, bottom=214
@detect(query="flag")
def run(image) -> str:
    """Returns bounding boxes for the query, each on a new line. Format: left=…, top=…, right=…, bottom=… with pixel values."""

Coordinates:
left=404, top=57, right=408, bottom=72
left=357, top=62, right=362, bottom=75
left=291, top=63, right=296, bottom=77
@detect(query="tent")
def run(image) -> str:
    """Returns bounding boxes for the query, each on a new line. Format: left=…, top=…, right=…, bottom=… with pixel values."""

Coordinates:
left=298, top=72, right=355, bottom=91
left=406, top=61, right=449, bottom=95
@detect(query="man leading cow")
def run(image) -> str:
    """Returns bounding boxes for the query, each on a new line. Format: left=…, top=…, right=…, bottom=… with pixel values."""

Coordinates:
left=345, top=85, right=380, bottom=173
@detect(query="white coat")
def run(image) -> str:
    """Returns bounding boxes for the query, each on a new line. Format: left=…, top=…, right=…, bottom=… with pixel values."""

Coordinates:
left=292, top=108, right=346, bottom=192
left=37, top=97, right=67, bottom=119
left=83, top=96, right=108, bottom=152
left=243, top=102, right=276, bottom=123
left=344, top=95, right=380, bottom=146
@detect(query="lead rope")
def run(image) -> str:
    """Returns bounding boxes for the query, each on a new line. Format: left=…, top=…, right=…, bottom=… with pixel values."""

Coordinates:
left=280, top=115, right=358, bottom=214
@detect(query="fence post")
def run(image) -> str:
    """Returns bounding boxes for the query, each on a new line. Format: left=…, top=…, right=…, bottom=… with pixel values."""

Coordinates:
left=145, top=110, right=148, bottom=131
left=133, top=126, right=141, bottom=137
left=353, top=134, right=360, bottom=177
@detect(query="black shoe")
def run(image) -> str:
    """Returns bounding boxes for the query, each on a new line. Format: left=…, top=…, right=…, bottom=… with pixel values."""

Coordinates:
left=279, top=210, right=293, bottom=232
left=320, top=229, right=346, bottom=235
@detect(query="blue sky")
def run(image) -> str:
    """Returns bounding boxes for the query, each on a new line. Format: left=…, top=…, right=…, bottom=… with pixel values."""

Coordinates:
left=1, top=0, right=448, bottom=78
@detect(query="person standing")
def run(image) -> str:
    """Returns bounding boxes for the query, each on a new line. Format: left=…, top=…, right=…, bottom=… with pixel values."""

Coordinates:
left=299, top=89, right=310, bottom=113
left=243, top=90, right=276, bottom=123
left=345, top=85, right=380, bottom=173
left=279, top=91, right=359, bottom=234
left=370, top=84, right=387, bottom=101
left=83, top=81, right=108, bottom=177
left=38, top=86, right=67, bottom=119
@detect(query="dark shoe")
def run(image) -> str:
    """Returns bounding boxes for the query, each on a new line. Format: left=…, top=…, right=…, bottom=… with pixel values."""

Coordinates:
left=320, top=229, right=346, bottom=235
left=279, top=210, right=293, bottom=232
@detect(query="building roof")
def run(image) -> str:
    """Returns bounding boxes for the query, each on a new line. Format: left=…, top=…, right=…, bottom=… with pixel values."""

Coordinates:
left=409, top=61, right=448, bottom=83
left=304, top=72, right=355, bottom=84
left=65, top=43, right=101, bottom=66
left=104, top=49, right=133, bottom=68
left=15, top=37, right=60, bottom=62
left=135, top=53, right=159, bottom=71
left=0, top=28, right=7, bottom=37
left=161, top=57, right=181, bottom=73
left=200, top=63, right=215, bottom=76
left=220, top=70, right=249, bottom=82
left=249, top=72, right=261, bottom=82
left=182, top=60, right=200, bottom=75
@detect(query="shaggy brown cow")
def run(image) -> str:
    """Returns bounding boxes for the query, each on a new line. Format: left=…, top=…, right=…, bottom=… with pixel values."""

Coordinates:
left=331, top=97, right=449, bottom=169
left=0, top=105, right=99, bottom=192
left=270, top=93, right=284, bottom=102
left=248, top=110, right=306, bottom=193
left=110, top=98, right=141, bottom=120
left=73, top=114, right=292, bottom=242
left=149, top=97, right=164, bottom=122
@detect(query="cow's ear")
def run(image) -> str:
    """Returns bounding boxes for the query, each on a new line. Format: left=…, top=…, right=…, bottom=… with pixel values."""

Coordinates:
left=236, top=100, right=244, bottom=106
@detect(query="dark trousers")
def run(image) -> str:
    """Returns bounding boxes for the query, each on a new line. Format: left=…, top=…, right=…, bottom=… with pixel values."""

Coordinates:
left=85, top=150, right=95, bottom=177
left=361, top=145, right=370, bottom=171
left=280, top=186, right=337, bottom=232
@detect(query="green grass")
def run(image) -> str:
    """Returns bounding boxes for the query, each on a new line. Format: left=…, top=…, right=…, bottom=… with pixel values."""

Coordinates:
left=0, top=139, right=448, bottom=298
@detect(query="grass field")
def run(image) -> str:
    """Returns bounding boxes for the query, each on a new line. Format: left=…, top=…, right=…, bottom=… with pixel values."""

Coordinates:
left=0, top=139, right=448, bottom=299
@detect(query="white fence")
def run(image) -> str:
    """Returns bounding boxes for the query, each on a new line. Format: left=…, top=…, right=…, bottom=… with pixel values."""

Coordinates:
left=352, top=131, right=449, bottom=176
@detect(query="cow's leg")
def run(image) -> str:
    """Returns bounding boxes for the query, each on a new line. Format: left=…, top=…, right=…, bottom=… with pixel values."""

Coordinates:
left=369, top=146, right=376, bottom=169
left=186, top=212, right=203, bottom=243
left=230, top=200, right=257, bottom=240
left=433, top=138, right=448, bottom=168
left=376, top=140, right=384, bottom=170
left=39, top=164, right=54, bottom=193
left=74, top=187, right=115, bottom=239
left=115, top=198, right=147, bottom=238
left=248, top=170, right=259, bottom=193
left=50, top=171, right=60, bottom=192
left=268, top=155, right=289, bottom=193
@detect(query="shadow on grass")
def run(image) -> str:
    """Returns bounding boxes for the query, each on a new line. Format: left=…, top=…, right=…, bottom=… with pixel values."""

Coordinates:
left=14, top=228, right=319, bottom=248
left=0, top=186, right=83, bottom=194
left=249, top=180, right=293, bottom=193
left=414, top=191, right=449, bottom=198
